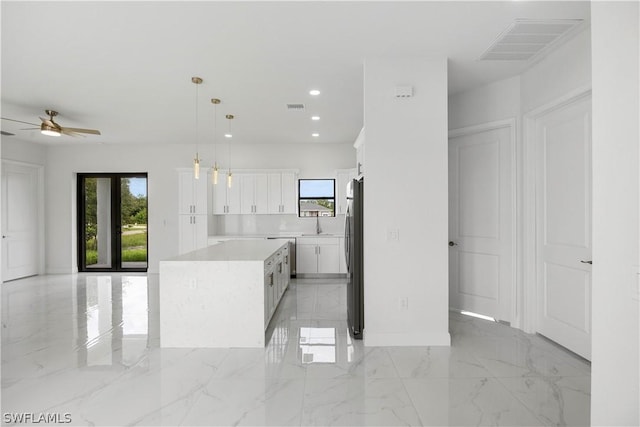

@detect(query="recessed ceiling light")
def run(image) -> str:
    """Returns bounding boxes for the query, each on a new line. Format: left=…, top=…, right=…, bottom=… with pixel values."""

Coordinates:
left=225, top=133, right=232, bottom=138
left=312, top=133, right=319, bottom=137
left=311, top=116, right=320, bottom=121
left=309, top=89, right=320, bottom=96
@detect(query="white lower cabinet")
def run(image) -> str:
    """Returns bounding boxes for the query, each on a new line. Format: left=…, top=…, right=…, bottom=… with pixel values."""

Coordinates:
left=296, top=237, right=341, bottom=274
left=264, top=243, right=291, bottom=329
left=178, top=214, right=208, bottom=254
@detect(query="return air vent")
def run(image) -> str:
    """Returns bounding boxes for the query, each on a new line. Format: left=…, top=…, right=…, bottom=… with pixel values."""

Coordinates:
left=286, top=103, right=305, bottom=110
left=480, top=19, right=584, bottom=61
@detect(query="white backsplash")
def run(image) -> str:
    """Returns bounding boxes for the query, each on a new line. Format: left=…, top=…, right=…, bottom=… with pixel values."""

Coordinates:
left=211, top=214, right=345, bottom=236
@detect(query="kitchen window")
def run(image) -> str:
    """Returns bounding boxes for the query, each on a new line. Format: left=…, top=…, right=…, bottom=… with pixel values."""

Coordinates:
left=298, top=179, right=335, bottom=217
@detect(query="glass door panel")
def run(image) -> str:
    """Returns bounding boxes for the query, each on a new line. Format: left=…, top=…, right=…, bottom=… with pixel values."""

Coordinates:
left=120, top=177, right=148, bottom=269
left=84, top=177, right=113, bottom=269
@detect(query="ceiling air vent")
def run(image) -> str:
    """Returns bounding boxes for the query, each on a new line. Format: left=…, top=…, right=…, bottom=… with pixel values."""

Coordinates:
left=286, top=103, right=305, bottom=111
left=480, top=19, right=584, bottom=61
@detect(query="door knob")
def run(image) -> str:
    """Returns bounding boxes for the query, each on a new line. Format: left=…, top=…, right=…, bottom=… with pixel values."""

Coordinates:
left=580, top=260, right=593, bottom=265
left=449, top=241, right=457, bottom=247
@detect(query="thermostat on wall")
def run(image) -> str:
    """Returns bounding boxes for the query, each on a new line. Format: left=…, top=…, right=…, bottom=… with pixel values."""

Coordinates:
left=395, top=85, right=413, bottom=98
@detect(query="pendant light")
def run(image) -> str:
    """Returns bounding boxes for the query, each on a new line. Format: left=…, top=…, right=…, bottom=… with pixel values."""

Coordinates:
left=211, top=98, right=221, bottom=185
left=225, top=114, right=234, bottom=188
left=192, top=76, right=203, bottom=180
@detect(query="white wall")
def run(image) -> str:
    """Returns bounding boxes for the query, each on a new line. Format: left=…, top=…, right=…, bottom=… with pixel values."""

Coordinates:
left=448, top=76, right=520, bottom=130
left=1, top=138, right=47, bottom=165
left=44, top=142, right=354, bottom=274
left=591, top=2, right=639, bottom=425
left=364, top=57, right=450, bottom=346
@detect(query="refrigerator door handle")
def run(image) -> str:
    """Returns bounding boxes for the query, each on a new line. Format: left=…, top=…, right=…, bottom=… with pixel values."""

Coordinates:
left=344, top=204, right=351, bottom=271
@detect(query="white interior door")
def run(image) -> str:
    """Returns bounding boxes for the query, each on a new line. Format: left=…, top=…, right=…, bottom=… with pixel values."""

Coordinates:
left=536, top=95, right=592, bottom=360
left=2, top=161, right=40, bottom=281
left=449, top=125, right=513, bottom=321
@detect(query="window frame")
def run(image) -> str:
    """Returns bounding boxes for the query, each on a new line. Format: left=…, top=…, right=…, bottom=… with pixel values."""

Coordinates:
left=297, top=178, right=336, bottom=218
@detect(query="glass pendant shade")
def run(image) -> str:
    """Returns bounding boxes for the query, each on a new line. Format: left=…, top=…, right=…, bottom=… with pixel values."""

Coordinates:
left=193, top=154, right=200, bottom=180
left=227, top=171, right=233, bottom=188
left=212, top=164, right=219, bottom=185
left=192, top=76, right=203, bottom=180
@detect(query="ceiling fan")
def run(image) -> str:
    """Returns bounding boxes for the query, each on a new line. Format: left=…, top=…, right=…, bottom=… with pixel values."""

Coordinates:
left=1, top=109, right=101, bottom=137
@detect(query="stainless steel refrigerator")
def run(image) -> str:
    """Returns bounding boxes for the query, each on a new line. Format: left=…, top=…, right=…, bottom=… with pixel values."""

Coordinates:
left=345, top=177, right=364, bottom=339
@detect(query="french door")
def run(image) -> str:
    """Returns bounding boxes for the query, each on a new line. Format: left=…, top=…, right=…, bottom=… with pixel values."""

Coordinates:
left=77, top=173, right=148, bottom=272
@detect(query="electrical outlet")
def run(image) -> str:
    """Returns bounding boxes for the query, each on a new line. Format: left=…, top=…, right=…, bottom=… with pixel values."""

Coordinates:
left=387, top=229, right=399, bottom=242
left=189, top=278, right=197, bottom=290
left=399, top=297, right=409, bottom=310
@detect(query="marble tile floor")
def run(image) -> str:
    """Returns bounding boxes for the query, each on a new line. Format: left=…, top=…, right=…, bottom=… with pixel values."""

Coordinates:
left=1, top=274, right=591, bottom=426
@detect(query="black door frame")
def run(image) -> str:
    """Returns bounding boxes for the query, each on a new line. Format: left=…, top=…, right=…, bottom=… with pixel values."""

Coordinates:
left=77, top=173, right=148, bottom=272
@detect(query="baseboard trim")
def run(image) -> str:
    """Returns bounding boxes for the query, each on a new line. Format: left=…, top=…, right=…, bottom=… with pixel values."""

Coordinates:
left=364, top=331, right=451, bottom=347
left=296, top=273, right=346, bottom=279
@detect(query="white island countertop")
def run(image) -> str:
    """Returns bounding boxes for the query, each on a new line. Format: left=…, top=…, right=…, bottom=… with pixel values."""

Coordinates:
left=166, top=239, right=287, bottom=262
left=160, top=239, right=290, bottom=348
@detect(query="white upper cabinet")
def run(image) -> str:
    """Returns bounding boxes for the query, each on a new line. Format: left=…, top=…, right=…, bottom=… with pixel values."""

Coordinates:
left=177, top=168, right=209, bottom=254
left=268, top=171, right=297, bottom=214
left=213, top=169, right=297, bottom=215
left=335, top=168, right=357, bottom=216
left=240, top=173, right=269, bottom=214
left=212, top=170, right=241, bottom=214
left=178, top=169, right=209, bottom=215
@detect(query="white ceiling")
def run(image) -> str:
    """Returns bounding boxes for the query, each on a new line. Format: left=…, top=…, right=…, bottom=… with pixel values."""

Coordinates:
left=1, top=1, right=590, bottom=147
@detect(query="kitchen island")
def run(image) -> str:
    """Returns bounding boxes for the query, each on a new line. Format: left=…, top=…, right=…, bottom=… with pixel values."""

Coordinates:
left=159, top=239, right=290, bottom=348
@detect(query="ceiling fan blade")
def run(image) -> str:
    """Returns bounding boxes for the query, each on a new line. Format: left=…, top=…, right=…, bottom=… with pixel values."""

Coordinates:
left=60, top=130, right=83, bottom=137
left=61, top=127, right=101, bottom=135
left=20, top=127, right=40, bottom=130
left=1, top=117, right=39, bottom=127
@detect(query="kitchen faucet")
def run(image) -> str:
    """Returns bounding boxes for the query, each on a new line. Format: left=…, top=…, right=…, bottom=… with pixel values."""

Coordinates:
left=316, top=215, right=322, bottom=234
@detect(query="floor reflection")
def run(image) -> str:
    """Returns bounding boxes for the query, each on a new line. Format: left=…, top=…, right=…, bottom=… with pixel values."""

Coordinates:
left=75, top=275, right=150, bottom=369
left=299, top=327, right=336, bottom=364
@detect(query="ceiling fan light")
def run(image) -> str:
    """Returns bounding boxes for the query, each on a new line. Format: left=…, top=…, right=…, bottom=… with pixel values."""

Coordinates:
left=40, top=123, right=61, bottom=136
